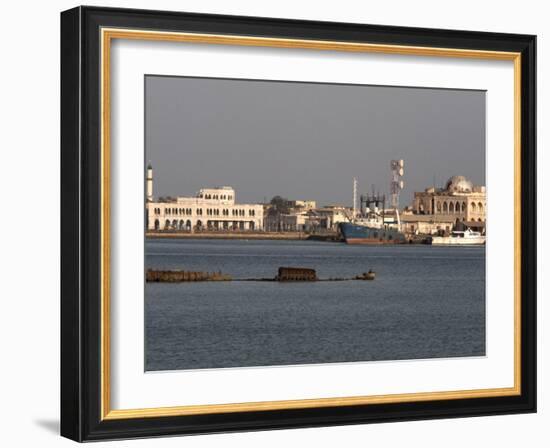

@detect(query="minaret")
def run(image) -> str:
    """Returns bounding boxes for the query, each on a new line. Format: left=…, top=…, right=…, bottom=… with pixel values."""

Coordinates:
left=146, top=162, right=154, bottom=202
left=352, top=177, right=358, bottom=218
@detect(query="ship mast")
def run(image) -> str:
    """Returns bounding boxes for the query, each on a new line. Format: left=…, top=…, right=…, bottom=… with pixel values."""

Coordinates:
left=352, top=177, right=358, bottom=220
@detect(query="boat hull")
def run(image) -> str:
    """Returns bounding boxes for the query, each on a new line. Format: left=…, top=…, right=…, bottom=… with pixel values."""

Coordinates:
left=339, top=222, right=406, bottom=245
left=429, top=236, right=485, bottom=246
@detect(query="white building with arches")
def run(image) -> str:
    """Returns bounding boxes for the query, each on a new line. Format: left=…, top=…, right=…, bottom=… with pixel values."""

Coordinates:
left=403, top=176, right=486, bottom=235
left=146, top=168, right=264, bottom=232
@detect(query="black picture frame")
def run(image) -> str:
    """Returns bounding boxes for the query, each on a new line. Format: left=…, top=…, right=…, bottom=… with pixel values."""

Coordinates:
left=61, top=5, right=536, bottom=442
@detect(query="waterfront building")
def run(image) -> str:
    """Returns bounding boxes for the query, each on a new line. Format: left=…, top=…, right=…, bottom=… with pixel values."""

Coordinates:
left=265, top=205, right=349, bottom=232
left=403, top=175, right=486, bottom=235
left=289, top=200, right=317, bottom=210
left=313, top=206, right=350, bottom=230
left=145, top=167, right=264, bottom=231
left=400, top=213, right=457, bottom=235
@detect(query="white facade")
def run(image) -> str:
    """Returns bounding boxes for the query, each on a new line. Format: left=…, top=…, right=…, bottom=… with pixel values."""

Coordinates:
left=147, top=185, right=264, bottom=231
left=314, top=206, right=350, bottom=230
left=146, top=164, right=153, bottom=202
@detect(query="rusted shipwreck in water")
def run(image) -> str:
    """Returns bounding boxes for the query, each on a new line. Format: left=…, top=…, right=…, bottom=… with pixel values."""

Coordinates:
left=146, top=269, right=231, bottom=282
left=146, top=267, right=375, bottom=283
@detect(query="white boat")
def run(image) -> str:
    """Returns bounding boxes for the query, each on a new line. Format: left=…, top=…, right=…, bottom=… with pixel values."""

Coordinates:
left=429, top=228, right=485, bottom=246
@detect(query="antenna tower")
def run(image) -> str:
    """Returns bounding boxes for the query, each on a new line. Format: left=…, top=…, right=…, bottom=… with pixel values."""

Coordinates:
left=390, top=159, right=405, bottom=209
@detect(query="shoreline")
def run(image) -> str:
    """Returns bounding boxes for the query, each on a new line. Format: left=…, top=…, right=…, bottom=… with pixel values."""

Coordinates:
left=145, top=231, right=322, bottom=241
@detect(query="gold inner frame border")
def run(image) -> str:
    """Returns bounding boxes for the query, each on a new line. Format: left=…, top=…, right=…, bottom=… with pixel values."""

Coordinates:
left=100, top=27, right=522, bottom=421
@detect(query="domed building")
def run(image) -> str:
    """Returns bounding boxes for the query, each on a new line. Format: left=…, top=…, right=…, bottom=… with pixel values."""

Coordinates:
left=445, top=175, right=474, bottom=193
left=402, top=175, right=486, bottom=235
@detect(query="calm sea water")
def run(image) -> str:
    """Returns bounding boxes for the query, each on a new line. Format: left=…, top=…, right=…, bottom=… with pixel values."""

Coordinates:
left=145, top=238, right=485, bottom=371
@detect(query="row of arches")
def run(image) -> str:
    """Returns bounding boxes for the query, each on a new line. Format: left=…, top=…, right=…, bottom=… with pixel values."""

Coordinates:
left=157, top=207, right=199, bottom=216
left=199, top=193, right=233, bottom=200
left=154, top=219, right=193, bottom=231
left=424, top=200, right=485, bottom=214
left=152, top=219, right=257, bottom=231
left=155, top=207, right=256, bottom=217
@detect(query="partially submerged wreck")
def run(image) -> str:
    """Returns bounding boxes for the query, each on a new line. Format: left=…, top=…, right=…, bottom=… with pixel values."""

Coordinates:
left=275, top=267, right=318, bottom=281
left=146, top=269, right=231, bottom=282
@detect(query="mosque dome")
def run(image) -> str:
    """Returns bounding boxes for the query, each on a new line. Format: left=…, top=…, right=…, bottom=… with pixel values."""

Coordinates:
left=445, top=175, right=473, bottom=193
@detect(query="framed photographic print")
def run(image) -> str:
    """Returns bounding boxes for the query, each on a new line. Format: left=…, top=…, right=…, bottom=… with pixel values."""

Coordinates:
left=60, top=6, right=536, bottom=441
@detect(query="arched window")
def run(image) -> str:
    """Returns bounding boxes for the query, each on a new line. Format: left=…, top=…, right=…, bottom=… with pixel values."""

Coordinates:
left=449, top=202, right=455, bottom=213
left=455, top=202, right=460, bottom=213
left=478, top=202, right=484, bottom=212
left=436, top=201, right=441, bottom=212
left=179, top=219, right=184, bottom=230
left=249, top=221, right=255, bottom=230
left=443, top=202, right=448, bottom=213
left=462, top=202, right=466, bottom=212
left=164, top=219, right=170, bottom=229
left=154, top=219, right=160, bottom=230
left=172, top=219, right=177, bottom=228
left=471, top=202, right=476, bottom=212
left=196, top=220, right=202, bottom=229
left=186, top=220, right=192, bottom=230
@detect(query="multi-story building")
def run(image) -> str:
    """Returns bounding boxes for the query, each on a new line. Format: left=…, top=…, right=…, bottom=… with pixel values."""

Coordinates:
left=289, top=200, right=317, bottom=210
left=265, top=205, right=350, bottom=232
left=402, top=175, right=486, bottom=235
left=145, top=166, right=264, bottom=231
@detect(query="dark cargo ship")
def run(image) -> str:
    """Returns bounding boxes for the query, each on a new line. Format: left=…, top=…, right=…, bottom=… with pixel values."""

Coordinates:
left=339, top=222, right=406, bottom=244
left=339, top=189, right=406, bottom=245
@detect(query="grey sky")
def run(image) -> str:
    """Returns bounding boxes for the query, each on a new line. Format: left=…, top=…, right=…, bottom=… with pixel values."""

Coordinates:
left=145, top=76, right=485, bottom=206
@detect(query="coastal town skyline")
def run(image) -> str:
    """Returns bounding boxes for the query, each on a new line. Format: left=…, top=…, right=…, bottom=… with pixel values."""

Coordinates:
left=145, top=75, right=486, bottom=205
left=144, top=76, right=487, bottom=373
left=146, top=160, right=482, bottom=210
